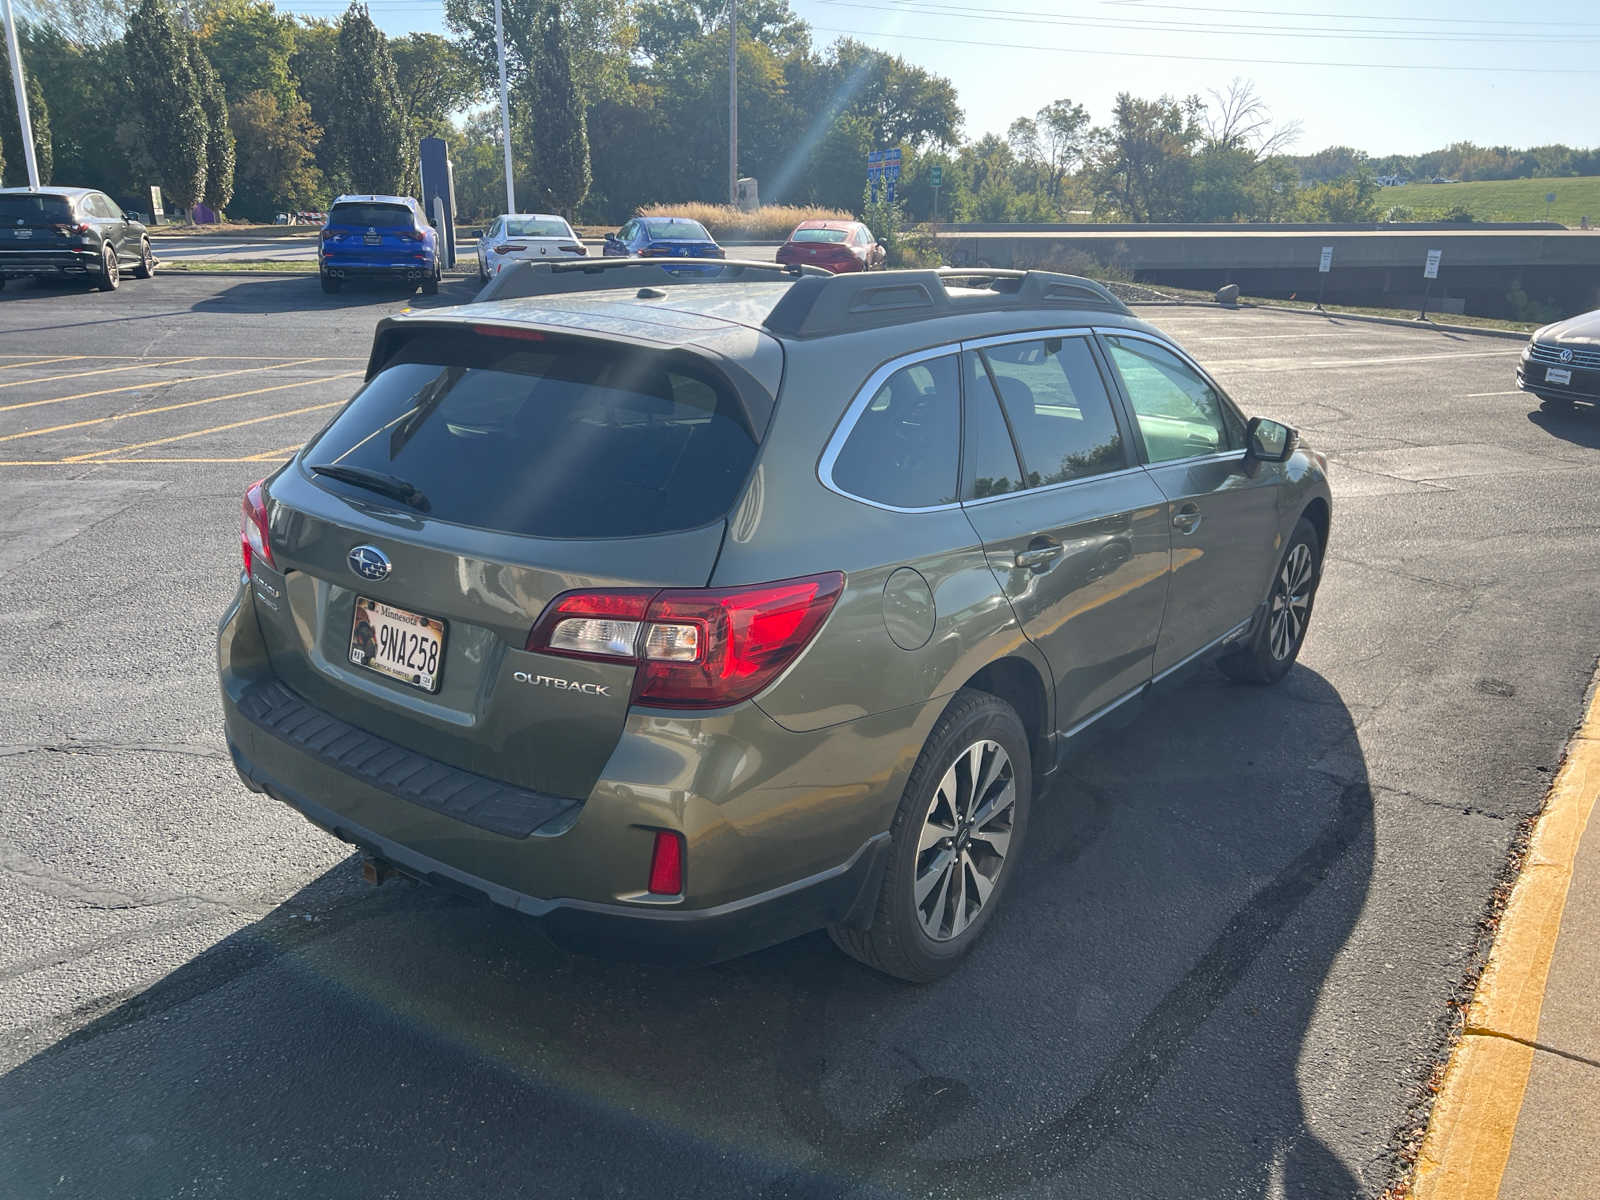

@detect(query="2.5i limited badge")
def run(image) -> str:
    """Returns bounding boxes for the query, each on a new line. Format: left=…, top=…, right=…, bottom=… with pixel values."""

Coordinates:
left=513, top=671, right=609, bottom=696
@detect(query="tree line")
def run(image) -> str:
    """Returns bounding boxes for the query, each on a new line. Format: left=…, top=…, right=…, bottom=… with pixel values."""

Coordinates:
left=2, top=0, right=1595, bottom=225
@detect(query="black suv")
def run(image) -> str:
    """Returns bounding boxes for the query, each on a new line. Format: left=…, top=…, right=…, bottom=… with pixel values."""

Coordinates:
left=0, top=187, right=155, bottom=291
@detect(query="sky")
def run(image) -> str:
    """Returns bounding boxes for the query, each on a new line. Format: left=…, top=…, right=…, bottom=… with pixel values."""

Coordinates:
left=285, top=0, right=1600, bottom=156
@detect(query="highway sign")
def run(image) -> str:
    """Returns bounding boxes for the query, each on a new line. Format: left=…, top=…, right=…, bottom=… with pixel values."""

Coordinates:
left=1318, top=246, right=1333, bottom=273
left=930, top=165, right=943, bottom=189
left=1424, top=249, right=1442, bottom=279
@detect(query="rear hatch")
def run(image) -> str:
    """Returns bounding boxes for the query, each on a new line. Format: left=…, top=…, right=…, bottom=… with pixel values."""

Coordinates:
left=0, top=193, right=79, bottom=256
left=251, top=323, right=771, bottom=800
left=322, top=201, right=421, bottom=262
left=783, top=232, right=856, bottom=269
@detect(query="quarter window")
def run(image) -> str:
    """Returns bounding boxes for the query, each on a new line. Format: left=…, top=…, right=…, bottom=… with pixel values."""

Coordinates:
left=831, top=355, right=960, bottom=509
left=1102, top=336, right=1241, bottom=464
left=981, top=337, right=1127, bottom=487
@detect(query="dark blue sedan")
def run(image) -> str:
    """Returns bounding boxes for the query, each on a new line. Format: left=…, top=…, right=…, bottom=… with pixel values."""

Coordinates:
left=602, top=216, right=725, bottom=260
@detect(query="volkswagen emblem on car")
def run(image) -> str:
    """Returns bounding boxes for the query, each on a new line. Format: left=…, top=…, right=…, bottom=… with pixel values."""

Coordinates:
left=348, top=545, right=391, bottom=581
left=1559, top=347, right=1574, bottom=363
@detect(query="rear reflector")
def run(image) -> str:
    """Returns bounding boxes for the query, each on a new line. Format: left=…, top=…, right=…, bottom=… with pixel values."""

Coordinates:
left=525, top=572, right=845, bottom=709
left=240, top=478, right=272, bottom=575
left=647, top=830, right=684, bottom=895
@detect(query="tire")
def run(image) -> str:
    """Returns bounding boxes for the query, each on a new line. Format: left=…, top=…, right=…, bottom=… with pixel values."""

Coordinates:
left=319, top=271, right=341, bottom=294
left=133, top=237, right=155, bottom=279
left=420, top=265, right=439, bottom=295
left=829, top=689, right=1032, bottom=982
left=1219, top=516, right=1322, bottom=685
left=95, top=245, right=119, bottom=291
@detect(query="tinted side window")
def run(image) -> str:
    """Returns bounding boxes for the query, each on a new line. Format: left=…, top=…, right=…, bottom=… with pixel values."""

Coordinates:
left=1102, top=336, right=1241, bottom=464
left=98, top=194, right=125, bottom=219
left=831, top=355, right=960, bottom=509
left=961, top=352, right=1023, bottom=500
left=982, top=337, right=1126, bottom=487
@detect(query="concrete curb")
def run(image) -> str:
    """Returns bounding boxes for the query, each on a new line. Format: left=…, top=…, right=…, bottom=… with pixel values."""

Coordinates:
left=1407, top=665, right=1600, bottom=1199
left=1125, top=298, right=1532, bottom=341
left=1244, top=303, right=1531, bottom=342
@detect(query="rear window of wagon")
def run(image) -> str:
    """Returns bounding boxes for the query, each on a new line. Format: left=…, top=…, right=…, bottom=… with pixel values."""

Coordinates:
left=304, top=331, right=761, bottom=539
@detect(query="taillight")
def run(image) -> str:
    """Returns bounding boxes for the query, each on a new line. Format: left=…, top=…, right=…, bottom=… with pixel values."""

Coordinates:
left=52, top=222, right=90, bottom=236
left=638, top=246, right=667, bottom=257
left=240, top=478, right=272, bottom=576
left=398, top=229, right=423, bottom=242
left=558, top=243, right=586, bottom=256
left=493, top=243, right=525, bottom=254
left=525, top=572, right=844, bottom=709
left=647, top=830, right=684, bottom=895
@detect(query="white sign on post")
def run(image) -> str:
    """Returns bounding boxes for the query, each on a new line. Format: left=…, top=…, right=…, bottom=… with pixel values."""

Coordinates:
left=1424, top=249, right=1443, bottom=280
left=1318, top=246, right=1334, bottom=273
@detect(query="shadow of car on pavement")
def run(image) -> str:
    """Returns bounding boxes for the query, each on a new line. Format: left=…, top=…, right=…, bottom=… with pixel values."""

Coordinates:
left=0, top=667, right=1372, bottom=1199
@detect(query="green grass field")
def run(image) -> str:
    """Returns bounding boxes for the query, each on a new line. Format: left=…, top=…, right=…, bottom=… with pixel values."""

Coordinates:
left=1381, top=176, right=1600, bottom=226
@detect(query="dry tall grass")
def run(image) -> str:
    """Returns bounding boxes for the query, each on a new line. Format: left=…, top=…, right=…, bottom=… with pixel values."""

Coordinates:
left=636, top=203, right=853, bottom=241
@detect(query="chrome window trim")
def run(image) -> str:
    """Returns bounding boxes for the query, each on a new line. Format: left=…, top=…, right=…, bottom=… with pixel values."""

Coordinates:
left=817, top=327, right=1156, bottom=514
left=960, top=463, right=1148, bottom=508
left=817, top=343, right=966, bottom=514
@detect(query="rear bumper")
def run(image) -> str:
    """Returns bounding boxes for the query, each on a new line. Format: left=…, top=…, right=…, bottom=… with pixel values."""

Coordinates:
left=321, top=258, right=436, bottom=279
left=0, top=248, right=96, bottom=275
left=218, top=586, right=914, bottom=964
left=226, top=741, right=887, bottom=963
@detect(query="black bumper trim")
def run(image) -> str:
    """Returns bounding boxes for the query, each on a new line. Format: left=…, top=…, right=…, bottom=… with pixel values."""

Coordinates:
left=234, top=679, right=579, bottom=838
left=229, top=746, right=891, bottom=964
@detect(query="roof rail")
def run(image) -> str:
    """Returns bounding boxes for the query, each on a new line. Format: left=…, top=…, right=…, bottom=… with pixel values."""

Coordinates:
left=762, top=268, right=1130, bottom=339
left=474, top=257, right=829, bottom=302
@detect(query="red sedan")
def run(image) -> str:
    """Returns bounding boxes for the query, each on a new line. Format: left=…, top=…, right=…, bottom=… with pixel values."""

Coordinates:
left=775, top=220, right=886, bottom=273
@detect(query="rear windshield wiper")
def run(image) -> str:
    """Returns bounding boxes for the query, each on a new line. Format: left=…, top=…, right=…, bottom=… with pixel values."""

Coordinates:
left=308, top=463, right=432, bottom=513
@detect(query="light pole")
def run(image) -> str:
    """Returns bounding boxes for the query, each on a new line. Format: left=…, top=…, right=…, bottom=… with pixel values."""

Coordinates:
left=2, top=0, right=40, bottom=190
left=728, top=0, right=737, bottom=206
left=494, top=0, right=515, bottom=214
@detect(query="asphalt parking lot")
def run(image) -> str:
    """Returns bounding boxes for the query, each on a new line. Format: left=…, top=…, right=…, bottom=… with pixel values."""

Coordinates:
left=2, top=272, right=1597, bottom=1199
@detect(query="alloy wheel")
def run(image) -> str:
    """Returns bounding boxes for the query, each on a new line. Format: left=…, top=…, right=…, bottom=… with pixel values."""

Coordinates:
left=913, top=739, right=1016, bottom=941
left=105, top=248, right=118, bottom=285
left=1269, top=542, right=1315, bottom=660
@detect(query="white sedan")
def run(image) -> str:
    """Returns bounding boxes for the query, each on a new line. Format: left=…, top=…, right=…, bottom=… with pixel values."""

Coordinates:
left=477, top=213, right=587, bottom=281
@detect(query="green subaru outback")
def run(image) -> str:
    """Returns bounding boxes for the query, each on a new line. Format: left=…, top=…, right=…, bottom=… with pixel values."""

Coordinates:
left=219, top=262, right=1330, bottom=981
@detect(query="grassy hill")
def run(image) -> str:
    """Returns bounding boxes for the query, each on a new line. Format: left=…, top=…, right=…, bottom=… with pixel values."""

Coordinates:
left=1381, top=177, right=1600, bottom=226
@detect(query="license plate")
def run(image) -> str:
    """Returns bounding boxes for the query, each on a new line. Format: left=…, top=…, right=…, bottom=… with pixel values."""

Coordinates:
left=349, top=597, right=445, bottom=692
left=363, top=233, right=381, bottom=245
left=1546, top=367, right=1572, bottom=386
left=12, top=229, right=32, bottom=239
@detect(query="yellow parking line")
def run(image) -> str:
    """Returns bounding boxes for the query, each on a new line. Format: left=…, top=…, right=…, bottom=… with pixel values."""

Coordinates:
left=0, top=456, right=299, bottom=465
left=242, top=443, right=305, bottom=462
left=0, top=356, right=86, bottom=370
left=0, top=357, right=204, bottom=391
left=1408, top=669, right=1600, bottom=1199
left=71, top=400, right=345, bottom=461
left=0, top=371, right=358, bottom=445
left=0, top=358, right=328, bottom=416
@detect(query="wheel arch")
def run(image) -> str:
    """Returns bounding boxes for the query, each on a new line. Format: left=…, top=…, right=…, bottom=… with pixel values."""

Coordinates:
left=1299, top=496, right=1330, bottom=563
left=958, top=655, right=1052, bottom=781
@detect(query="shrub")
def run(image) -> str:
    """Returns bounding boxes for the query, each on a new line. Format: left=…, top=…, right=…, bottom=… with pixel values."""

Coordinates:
left=634, top=202, right=852, bottom=241
left=1442, top=205, right=1476, bottom=223
left=1383, top=205, right=1415, bottom=222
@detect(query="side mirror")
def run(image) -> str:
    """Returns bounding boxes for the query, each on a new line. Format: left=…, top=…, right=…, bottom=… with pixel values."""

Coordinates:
left=462, top=228, right=484, bottom=240
left=604, top=232, right=620, bottom=243
left=1245, top=417, right=1298, bottom=463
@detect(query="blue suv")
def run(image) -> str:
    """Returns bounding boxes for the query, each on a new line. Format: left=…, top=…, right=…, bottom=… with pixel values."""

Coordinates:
left=318, top=195, right=441, bottom=295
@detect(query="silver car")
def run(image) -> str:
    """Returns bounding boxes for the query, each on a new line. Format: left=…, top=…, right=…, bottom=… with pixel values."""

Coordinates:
left=477, top=213, right=586, bottom=283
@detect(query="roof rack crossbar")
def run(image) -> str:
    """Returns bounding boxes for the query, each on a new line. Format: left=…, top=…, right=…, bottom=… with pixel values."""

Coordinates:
left=761, top=268, right=1130, bottom=338
left=474, top=257, right=830, bottom=301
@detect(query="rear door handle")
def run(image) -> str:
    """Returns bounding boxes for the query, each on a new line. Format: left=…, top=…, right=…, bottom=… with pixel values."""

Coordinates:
left=1172, top=504, right=1203, bottom=534
left=1015, top=542, right=1064, bottom=570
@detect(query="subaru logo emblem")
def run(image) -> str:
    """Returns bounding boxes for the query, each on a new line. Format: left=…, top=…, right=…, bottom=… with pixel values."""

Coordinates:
left=1559, top=347, right=1574, bottom=363
left=348, top=545, right=390, bottom=582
